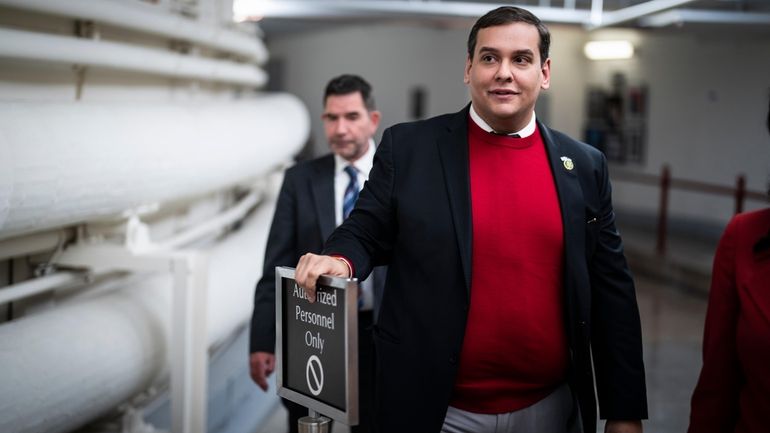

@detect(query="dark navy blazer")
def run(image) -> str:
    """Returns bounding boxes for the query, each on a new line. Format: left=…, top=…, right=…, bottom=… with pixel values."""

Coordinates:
left=323, top=105, right=648, bottom=433
left=250, top=154, right=385, bottom=354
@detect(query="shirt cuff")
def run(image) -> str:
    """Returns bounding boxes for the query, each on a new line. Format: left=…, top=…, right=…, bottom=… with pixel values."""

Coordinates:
left=330, top=255, right=354, bottom=278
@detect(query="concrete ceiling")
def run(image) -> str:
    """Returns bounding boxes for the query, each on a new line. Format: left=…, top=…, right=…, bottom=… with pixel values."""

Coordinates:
left=234, top=0, right=770, bottom=34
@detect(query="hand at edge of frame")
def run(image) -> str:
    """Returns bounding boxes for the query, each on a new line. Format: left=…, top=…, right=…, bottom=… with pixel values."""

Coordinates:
left=605, top=420, right=642, bottom=433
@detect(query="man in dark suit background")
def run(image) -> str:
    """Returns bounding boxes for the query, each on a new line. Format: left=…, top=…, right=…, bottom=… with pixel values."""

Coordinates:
left=250, top=74, right=383, bottom=433
left=295, top=7, right=647, bottom=433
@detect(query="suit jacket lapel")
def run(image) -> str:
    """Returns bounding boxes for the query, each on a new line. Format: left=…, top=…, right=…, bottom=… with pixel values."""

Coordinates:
left=311, top=155, right=336, bottom=242
left=539, top=121, right=586, bottom=313
left=437, top=106, right=473, bottom=297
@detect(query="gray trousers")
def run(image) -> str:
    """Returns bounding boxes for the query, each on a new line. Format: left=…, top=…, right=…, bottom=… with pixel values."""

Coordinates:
left=441, top=384, right=582, bottom=433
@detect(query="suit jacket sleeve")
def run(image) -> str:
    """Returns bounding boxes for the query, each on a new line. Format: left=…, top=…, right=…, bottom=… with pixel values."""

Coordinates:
left=250, top=170, right=299, bottom=354
left=688, top=216, right=741, bottom=433
left=588, top=152, right=648, bottom=420
left=323, top=128, right=396, bottom=278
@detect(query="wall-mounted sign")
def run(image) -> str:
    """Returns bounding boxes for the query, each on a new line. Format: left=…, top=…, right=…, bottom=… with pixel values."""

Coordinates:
left=275, top=267, right=359, bottom=426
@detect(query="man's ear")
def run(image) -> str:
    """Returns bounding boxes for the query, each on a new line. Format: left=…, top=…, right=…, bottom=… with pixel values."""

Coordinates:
left=540, top=57, right=551, bottom=90
left=463, top=56, right=472, bottom=84
left=369, top=110, right=381, bottom=131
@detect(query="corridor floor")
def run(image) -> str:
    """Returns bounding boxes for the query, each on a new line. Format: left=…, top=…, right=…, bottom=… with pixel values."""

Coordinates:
left=635, top=274, right=707, bottom=433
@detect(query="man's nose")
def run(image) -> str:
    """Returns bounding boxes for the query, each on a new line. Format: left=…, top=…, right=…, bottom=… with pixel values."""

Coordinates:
left=334, top=119, right=348, bottom=134
left=495, top=61, right=514, bottom=82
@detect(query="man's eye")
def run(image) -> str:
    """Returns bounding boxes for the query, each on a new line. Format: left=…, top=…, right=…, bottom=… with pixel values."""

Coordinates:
left=346, top=114, right=360, bottom=121
left=514, top=56, right=530, bottom=64
left=481, top=55, right=496, bottom=63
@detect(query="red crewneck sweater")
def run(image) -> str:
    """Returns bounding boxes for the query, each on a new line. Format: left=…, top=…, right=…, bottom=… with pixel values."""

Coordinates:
left=450, top=117, right=568, bottom=414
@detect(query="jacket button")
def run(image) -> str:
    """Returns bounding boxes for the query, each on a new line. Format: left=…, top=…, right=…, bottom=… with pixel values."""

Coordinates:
left=578, top=321, right=586, bottom=327
left=449, top=355, right=457, bottom=364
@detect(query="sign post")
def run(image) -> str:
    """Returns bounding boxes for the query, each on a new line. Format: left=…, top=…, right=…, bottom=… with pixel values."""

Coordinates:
left=275, top=266, right=359, bottom=431
left=298, top=409, right=331, bottom=433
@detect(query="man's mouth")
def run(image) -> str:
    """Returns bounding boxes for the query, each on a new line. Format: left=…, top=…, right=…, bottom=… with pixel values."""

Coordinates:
left=489, top=89, right=518, bottom=96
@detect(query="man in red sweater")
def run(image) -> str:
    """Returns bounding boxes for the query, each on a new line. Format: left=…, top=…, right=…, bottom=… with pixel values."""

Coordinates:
left=295, top=6, right=647, bottom=433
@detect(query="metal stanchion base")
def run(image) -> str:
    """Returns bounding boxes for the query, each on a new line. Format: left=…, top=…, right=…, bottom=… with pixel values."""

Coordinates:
left=298, top=415, right=331, bottom=433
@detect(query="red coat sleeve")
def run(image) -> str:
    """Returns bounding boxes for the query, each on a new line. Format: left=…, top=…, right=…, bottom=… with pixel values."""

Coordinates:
left=688, top=215, right=743, bottom=433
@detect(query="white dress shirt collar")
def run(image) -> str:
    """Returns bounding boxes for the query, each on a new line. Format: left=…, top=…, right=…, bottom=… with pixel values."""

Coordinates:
left=334, top=138, right=376, bottom=180
left=469, top=104, right=537, bottom=138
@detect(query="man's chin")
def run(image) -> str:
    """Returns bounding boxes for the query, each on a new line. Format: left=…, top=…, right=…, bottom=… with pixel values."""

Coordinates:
left=332, top=148, right=356, bottom=160
left=485, top=110, right=520, bottom=125
left=490, top=104, right=521, bottom=116
left=331, top=144, right=350, bottom=153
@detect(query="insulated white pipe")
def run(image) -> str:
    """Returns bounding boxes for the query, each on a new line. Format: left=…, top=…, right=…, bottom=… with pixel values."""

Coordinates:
left=150, top=190, right=262, bottom=252
left=0, top=230, right=67, bottom=261
left=0, top=27, right=266, bottom=86
left=0, top=272, right=86, bottom=305
left=0, top=197, right=278, bottom=433
left=0, top=95, right=309, bottom=240
left=0, top=0, right=268, bottom=63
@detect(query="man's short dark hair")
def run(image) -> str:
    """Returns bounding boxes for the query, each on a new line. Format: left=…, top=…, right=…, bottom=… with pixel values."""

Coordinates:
left=467, top=6, right=551, bottom=65
left=324, top=74, right=376, bottom=111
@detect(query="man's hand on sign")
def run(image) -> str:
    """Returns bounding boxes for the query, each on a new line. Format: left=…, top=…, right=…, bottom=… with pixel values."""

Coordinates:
left=295, top=253, right=350, bottom=303
left=605, top=420, right=643, bottom=433
left=249, top=352, right=275, bottom=391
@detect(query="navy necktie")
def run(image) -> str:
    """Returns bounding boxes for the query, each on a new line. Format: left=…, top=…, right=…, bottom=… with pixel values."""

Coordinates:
left=343, top=165, right=369, bottom=310
left=343, top=165, right=359, bottom=220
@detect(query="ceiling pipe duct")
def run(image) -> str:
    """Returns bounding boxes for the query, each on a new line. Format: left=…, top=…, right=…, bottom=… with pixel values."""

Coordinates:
left=640, top=8, right=770, bottom=27
left=0, top=27, right=267, bottom=87
left=0, top=0, right=268, bottom=63
left=0, top=95, right=309, bottom=240
left=587, top=0, right=700, bottom=29
left=240, top=1, right=592, bottom=24
left=590, top=0, right=605, bottom=27
left=236, top=0, right=770, bottom=29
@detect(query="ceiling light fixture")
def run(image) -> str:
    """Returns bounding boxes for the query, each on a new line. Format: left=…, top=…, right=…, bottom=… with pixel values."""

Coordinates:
left=233, top=0, right=271, bottom=22
left=584, top=40, right=634, bottom=60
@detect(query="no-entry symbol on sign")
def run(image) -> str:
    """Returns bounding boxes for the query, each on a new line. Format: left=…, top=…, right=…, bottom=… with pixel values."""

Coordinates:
left=306, top=355, right=324, bottom=396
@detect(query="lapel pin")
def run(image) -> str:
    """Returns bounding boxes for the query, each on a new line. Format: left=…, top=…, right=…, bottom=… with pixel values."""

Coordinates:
left=560, top=156, right=574, bottom=171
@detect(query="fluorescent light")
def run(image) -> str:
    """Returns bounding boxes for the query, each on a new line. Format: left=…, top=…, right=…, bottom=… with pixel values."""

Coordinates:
left=583, top=40, right=634, bottom=60
left=233, top=0, right=271, bottom=22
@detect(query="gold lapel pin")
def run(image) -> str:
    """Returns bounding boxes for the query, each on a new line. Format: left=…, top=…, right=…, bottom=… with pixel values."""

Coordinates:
left=560, top=156, right=574, bottom=171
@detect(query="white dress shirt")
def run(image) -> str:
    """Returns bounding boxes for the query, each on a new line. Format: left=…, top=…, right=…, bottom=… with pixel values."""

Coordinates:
left=333, top=138, right=376, bottom=226
left=332, top=138, right=377, bottom=310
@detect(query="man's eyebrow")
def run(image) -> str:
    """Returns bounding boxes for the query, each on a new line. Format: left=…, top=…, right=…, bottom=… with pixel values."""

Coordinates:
left=323, top=111, right=361, bottom=117
left=477, top=46, right=500, bottom=55
left=478, top=46, right=534, bottom=57
left=513, top=49, right=535, bottom=56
